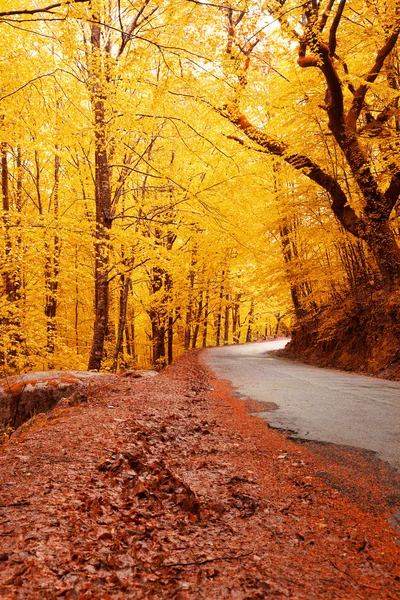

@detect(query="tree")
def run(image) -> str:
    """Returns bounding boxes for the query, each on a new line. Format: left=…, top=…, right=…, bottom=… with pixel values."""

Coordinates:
left=210, top=1, right=400, bottom=289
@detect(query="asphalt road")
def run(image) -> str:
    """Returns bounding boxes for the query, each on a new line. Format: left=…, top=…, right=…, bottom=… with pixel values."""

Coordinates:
left=203, top=340, right=400, bottom=472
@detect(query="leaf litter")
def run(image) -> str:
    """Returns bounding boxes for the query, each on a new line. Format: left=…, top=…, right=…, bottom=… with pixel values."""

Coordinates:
left=0, top=350, right=399, bottom=599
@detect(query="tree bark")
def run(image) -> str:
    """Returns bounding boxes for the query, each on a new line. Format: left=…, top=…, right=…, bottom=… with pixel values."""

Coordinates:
left=112, top=276, right=131, bottom=372
left=223, top=293, right=230, bottom=345
left=246, top=300, right=254, bottom=343
left=44, top=152, right=61, bottom=366
left=88, top=19, right=113, bottom=371
left=202, top=288, right=209, bottom=347
left=232, top=293, right=241, bottom=344
left=215, top=272, right=225, bottom=346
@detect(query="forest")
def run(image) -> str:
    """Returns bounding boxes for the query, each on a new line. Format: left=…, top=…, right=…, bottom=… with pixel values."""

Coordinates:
left=0, top=0, right=399, bottom=376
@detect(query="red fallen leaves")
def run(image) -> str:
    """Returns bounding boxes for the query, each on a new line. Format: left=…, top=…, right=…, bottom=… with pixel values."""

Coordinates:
left=0, top=352, right=399, bottom=599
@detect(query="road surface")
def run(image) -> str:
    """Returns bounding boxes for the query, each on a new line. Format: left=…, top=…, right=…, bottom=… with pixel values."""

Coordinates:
left=203, top=340, right=400, bottom=471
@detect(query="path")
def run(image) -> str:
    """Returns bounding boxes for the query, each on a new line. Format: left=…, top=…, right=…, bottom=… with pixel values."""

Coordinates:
left=204, top=340, right=400, bottom=471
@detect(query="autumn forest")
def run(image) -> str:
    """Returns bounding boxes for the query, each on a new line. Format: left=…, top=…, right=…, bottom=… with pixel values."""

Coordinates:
left=1, top=0, right=399, bottom=376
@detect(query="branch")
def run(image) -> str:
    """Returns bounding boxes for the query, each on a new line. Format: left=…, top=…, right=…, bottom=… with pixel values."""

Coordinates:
left=347, top=21, right=400, bottom=129
left=0, top=0, right=89, bottom=18
left=329, top=0, right=346, bottom=55
left=0, top=68, right=84, bottom=102
left=185, top=0, right=247, bottom=11
left=164, top=551, right=253, bottom=568
left=221, top=103, right=365, bottom=238
left=319, top=0, right=335, bottom=32
left=297, top=14, right=388, bottom=211
left=298, top=40, right=345, bottom=130
left=117, top=0, right=153, bottom=58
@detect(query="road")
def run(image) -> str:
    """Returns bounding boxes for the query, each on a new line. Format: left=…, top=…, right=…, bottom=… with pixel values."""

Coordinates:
left=203, top=340, right=400, bottom=472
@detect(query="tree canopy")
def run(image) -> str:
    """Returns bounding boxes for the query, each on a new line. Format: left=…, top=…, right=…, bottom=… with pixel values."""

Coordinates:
left=0, top=0, right=399, bottom=373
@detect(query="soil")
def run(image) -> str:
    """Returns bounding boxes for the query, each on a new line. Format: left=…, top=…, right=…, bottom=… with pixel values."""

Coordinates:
left=0, top=350, right=399, bottom=599
left=281, top=292, right=400, bottom=381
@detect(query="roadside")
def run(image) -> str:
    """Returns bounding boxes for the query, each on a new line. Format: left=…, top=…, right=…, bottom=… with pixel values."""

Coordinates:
left=0, top=351, right=399, bottom=599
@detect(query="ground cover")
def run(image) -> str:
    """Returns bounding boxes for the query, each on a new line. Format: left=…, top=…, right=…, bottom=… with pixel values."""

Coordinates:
left=0, top=351, right=398, bottom=599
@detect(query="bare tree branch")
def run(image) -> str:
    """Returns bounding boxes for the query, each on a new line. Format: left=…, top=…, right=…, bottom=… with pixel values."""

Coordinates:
left=220, top=103, right=366, bottom=238
left=0, top=0, right=89, bottom=18
left=347, top=21, right=400, bottom=129
left=329, top=0, right=346, bottom=54
left=319, top=0, right=335, bottom=32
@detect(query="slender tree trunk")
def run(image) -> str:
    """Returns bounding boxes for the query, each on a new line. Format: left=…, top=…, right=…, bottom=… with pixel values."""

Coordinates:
left=223, top=293, right=230, bottom=345
left=215, top=271, right=225, bottom=346
left=44, top=152, right=61, bottom=367
left=246, top=300, right=254, bottom=343
left=167, top=314, right=174, bottom=364
left=184, top=262, right=195, bottom=350
left=274, top=312, right=283, bottom=336
left=112, top=276, right=130, bottom=372
left=75, top=247, right=80, bottom=354
left=232, top=293, right=241, bottom=344
left=202, top=288, right=209, bottom=348
left=124, top=313, right=135, bottom=363
left=191, top=293, right=203, bottom=349
left=165, top=272, right=174, bottom=364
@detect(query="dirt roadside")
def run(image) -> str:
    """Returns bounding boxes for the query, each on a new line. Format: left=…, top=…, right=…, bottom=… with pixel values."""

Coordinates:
left=0, top=350, right=399, bottom=599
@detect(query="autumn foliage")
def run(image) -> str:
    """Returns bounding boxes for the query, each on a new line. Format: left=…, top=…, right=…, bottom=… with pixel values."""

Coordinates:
left=0, top=0, right=399, bottom=374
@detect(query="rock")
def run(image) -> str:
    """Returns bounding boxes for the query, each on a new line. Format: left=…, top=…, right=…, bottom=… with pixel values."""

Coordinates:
left=122, top=369, right=158, bottom=378
left=0, top=371, right=107, bottom=432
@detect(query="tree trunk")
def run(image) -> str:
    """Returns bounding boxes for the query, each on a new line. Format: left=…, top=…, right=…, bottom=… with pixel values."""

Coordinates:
left=246, top=300, right=254, bottom=343
left=365, top=219, right=400, bottom=289
left=191, top=293, right=203, bottom=349
left=202, top=288, right=209, bottom=348
left=44, top=152, right=61, bottom=367
left=167, top=314, right=174, bottom=364
left=223, top=293, right=230, bottom=345
left=166, top=272, right=174, bottom=364
left=112, top=276, right=131, bottom=372
left=215, top=271, right=225, bottom=346
left=88, top=20, right=113, bottom=371
left=1, top=143, right=22, bottom=369
left=232, top=293, right=241, bottom=344
left=150, top=311, right=166, bottom=367
left=184, top=260, right=195, bottom=350
left=74, top=246, right=80, bottom=354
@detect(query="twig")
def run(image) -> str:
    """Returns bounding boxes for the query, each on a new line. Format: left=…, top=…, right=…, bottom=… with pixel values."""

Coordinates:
left=328, top=557, right=382, bottom=591
left=164, top=550, right=253, bottom=568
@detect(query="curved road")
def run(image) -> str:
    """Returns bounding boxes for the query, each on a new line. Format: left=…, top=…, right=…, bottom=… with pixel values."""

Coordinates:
left=203, top=340, right=400, bottom=472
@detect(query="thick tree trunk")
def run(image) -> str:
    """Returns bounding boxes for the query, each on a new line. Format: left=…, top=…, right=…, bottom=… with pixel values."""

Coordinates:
left=88, top=21, right=113, bottom=371
left=150, top=311, right=166, bottom=366
left=365, top=219, right=400, bottom=289
left=1, top=143, right=22, bottom=369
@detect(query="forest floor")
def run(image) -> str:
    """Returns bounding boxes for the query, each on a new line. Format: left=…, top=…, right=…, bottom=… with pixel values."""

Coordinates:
left=0, top=351, right=399, bottom=599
